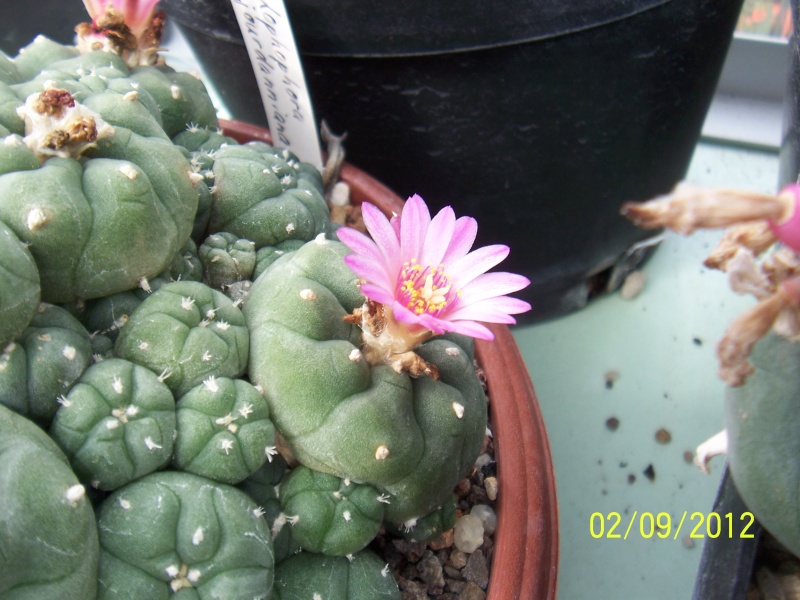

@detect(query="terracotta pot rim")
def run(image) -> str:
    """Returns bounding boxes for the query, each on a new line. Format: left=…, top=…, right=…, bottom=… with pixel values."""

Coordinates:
left=219, top=118, right=559, bottom=599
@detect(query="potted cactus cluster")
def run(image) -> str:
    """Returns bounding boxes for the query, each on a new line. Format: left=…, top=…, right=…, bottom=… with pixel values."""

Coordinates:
left=623, top=182, right=800, bottom=595
left=0, top=1, right=558, bottom=599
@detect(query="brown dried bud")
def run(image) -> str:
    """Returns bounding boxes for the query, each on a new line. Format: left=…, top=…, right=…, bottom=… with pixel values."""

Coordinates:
left=717, top=287, right=800, bottom=386
left=32, top=88, right=76, bottom=118
left=703, top=222, right=777, bottom=271
left=621, top=183, right=790, bottom=235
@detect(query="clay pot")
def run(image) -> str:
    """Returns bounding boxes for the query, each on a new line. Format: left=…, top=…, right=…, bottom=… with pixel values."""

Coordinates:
left=221, top=118, right=560, bottom=599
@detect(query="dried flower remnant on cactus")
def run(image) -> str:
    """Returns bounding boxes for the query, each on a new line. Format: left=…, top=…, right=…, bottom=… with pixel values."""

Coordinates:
left=76, top=0, right=165, bottom=66
left=17, top=88, right=114, bottom=161
left=337, top=194, right=531, bottom=377
left=622, top=182, right=800, bottom=386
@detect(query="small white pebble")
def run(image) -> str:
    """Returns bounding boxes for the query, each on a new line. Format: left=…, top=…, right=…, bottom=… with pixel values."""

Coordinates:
left=122, top=90, right=138, bottom=102
left=375, top=445, right=390, bottom=460
left=484, top=476, right=498, bottom=501
left=106, top=419, right=120, bottom=430
left=187, top=569, right=201, bottom=583
left=118, top=497, right=131, bottom=510
left=619, top=270, right=646, bottom=300
left=299, top=288, right=316, bottom=300
left=313, top=233, right=327, bottom=245
left=192, top=527, right=204, bottom=545
left=62, top=346, right=77, bottom=360
left=452, top=402, right=465, bottom=419
left=329, top=181, right=350, bottom=207
left=470, top=504, right=498, bottom=535
left=453, top=513, right=484, bottom=553
left=170, top=84, right=181, bottom=100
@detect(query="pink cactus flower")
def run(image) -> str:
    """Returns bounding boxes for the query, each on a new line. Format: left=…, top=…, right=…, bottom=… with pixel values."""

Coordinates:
left=77, top=0, right=164, bottom=66
left=337, top=194, right=531, bottom=342
left=82, top=0, right=161, bottom=40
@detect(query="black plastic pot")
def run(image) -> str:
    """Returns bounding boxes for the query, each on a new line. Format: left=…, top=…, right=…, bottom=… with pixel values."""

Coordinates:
left=0, top=1, right=89, bottom=55
left=691, top=465, right=763, bottom=600
left=163, top=0, right=744, bottom=322
left=780, top=0, right=800, bottom=188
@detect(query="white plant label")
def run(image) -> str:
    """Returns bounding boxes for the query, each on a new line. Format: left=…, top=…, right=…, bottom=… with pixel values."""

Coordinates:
left=230, top=0, right=323, bottom=169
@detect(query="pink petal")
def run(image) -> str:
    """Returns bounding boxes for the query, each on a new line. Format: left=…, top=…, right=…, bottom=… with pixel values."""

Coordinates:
left=360, top=283, right=395, bottom=305
left=361, top=202, right=401, bottom=273
left=441, top=216, right=478, bottom=264
left=337, top=227, right=385, bottom=264
left=399, top=194, right=431, bottom=261
left=449, top=244, right=510, bottom=287
left=82, top=0, right=108, bottom=19
left=445, top=320, right=495, bottom=341
left=343, top=255, right=394, bottom=291
left=446, top=296, right=531, bottom=322
left=458, top=272, right=531, bottom=304
left=420, top=205, right=455, bottom=267
left=391, top=301, right=429, bottom=329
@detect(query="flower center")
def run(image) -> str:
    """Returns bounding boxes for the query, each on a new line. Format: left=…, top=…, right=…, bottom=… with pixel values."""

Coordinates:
left=397, top=260, right=457, bottom=316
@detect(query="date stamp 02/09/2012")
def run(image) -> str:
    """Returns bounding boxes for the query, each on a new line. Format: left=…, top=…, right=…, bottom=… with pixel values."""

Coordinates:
left=589, top=511, right=756, bottom=541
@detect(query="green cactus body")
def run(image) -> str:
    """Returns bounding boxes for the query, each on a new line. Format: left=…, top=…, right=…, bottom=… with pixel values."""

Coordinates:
left=49, top=358, right=177, bottom=491
left=114, top=281, right=249, bottom=397
left=199, top=232, right=257, bottom=290
left=726, top=332, right=800, bottom=556
left=96, top=471, right=274, bottom=599
left=0, top=51, right=21, bottom=85
left=253, top=240, right=307, bottom=281
left=173, top=127, right=236, bottom=156
left=279, top=465, right=385, bottom=556
left=172, top=377, right=276, bottom=485
left=272, top=549, right=400, bottom=600
left=0, top=221, right=40, bottom=348
left=244, top=238, right=488, bottom=523
left=0, top=403, right=99, bottom=599
left=0, top=304, right=94, bottom=424
left=0, top=83, right=24, bottom=134
left=206, top=142, right=329, bottom=248
left=129, top=65, right=219, bottom=137
left=237, top=457, right=303, bottom=564
left=11, top=36, right=81, bottom=81
left=386, top=497, right=457, bottom=543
